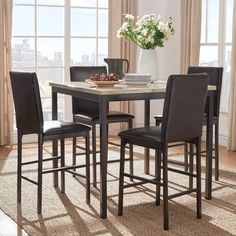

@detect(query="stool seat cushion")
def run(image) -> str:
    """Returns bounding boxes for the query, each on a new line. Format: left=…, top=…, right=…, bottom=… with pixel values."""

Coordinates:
left=43, top=120, right=90, bottom=136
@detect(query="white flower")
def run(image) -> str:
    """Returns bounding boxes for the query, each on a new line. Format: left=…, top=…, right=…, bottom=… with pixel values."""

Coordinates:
left=124, top=14, right=134, bottom=21
left=150, top=29, right=156, bottom=37
left=121, top=22, right=129, bottom=30
left=117, top=22, right=129, bottom=37
left=137, top=35, right=142, bottom=40
left=141, top=28, right=148, bottom=36
left=148, top=35, right=154, bottom=43
left=158, top=21, right=167, bottom=33
left=117, top=13, right=174, bottom=49
left=164, top=27, right=173, bottom=41
left=143, top=14, right=150, bottom=19
left=145, top=36, right=154, bottom=45
left=135, top=18, right=143, bottom=27
left=116, top=28, right=122, bottom=38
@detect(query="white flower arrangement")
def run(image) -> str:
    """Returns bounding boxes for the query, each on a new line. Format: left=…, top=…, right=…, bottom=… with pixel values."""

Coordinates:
left=117, top=13, right=175, bottom=49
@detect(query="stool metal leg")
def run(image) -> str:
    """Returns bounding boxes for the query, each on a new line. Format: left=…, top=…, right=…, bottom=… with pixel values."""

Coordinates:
left=92, top=124, right=97, bottom=187
left=85, top=133, right=90, bottom=204
left=184, top=143, right=189, bottom=172
left=128, top=119, right=133, bottom=181
left=118, top=140, right=126, bottom=216
left=37, top=134, right=43, bottom=214
left=17, top=130, right=22, bottom=203
left=72, top=137, right=76, bottom=177
left=215, top=123, right=219, bottom=181
left=53, top=140, right=58, bottom=187
left=196, top=138, right=202, bottom=219
left=163, top=147, right=169, bottom=231
left=155, top=150, right=161, bottom=206
left=189, top=144, right=194, bottom=189
left=61, top=139, right=65, bottom=193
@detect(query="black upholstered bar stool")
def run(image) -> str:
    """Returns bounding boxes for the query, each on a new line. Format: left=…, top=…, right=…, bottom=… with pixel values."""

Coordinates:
left=118, top=74, right=209, bottom=230
left=187, top=67, right=223, bottom=180
left=155, top=66, right=223, bottom=181
left=70, top=66, right=134, bottom=187
left=10, top=71, right=91, bottom=214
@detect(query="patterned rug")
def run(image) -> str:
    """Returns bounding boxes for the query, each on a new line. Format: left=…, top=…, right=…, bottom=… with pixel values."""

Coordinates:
left=0, top=145, right=235, bottom=235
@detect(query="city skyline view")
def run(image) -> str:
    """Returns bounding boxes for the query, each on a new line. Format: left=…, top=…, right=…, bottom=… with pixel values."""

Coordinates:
left=11, top=0, right=108, bottom=122
left=11, top=0, right=232, bottom=117
left=12, top=38, right=107, bottom=68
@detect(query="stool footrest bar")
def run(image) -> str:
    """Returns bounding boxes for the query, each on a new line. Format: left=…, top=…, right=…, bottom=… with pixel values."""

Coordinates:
left=168, top=188, right=197, bottom=200
left=42, top=164, right=86, bottom=174
left=65, top=169, right=86, bottom=178
left=21, top=175, right=38, bottom=185
left=22, top=156, right=61, bottom=165
left=124, top=173, right=163, bottom=186
left=166, top=167, right=197, bottom=177
left=94, top=158, right=131, bottom=165
left=124, top=179, right=157, bottom=188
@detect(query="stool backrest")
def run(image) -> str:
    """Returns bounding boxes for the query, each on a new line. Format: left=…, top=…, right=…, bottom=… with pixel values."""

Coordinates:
left=10, top=72, right=43, bottom=134
left=187, top=66, right=223, bottom=117
left=70, top=66, right=107, bottom=114
left=162, top=74, right=209, bottom=143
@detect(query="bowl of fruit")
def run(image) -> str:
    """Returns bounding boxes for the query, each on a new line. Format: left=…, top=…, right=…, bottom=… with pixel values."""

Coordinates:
left=86, top=73, right=121, bottom=87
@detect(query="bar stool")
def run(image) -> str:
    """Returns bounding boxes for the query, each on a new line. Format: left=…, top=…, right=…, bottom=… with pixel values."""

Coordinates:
left=118, top=74, right=209, bottom=230
left=10, top=71, right=91, bottom=214
left=70, top=66, right=134, bottom=187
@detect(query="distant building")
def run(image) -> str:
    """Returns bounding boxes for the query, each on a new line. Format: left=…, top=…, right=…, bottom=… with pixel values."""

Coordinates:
left=81, top=54, right=89, bottom=63
left=12, top=39, right=34, bottom=67
left=12, top=39, right=63, bottom=68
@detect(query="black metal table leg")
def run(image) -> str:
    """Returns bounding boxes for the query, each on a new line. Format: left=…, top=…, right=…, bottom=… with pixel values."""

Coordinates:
left=144, top=99, right=150, bottom=174
left=205, top=92, right=214, bottom=200
left=52, top=88, right=58, bottom=187
left=99, top=96, right=108, bottom=219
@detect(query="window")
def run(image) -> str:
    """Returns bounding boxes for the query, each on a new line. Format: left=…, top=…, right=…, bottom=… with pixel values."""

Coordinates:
left=200, top=0, right=233, bottom=112
left=11, top=0, right=108, bottom=124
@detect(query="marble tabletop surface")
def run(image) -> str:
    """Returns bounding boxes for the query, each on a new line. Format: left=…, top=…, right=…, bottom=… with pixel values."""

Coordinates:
left=50, top=80, right=216, bottom=96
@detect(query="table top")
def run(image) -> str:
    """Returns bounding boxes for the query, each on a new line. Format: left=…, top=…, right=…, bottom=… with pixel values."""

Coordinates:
left=50, top=81, right=216, bottom=96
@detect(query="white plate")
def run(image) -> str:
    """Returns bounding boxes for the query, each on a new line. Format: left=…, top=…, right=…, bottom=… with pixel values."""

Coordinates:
left=85, top=79, right=121, bottom=87
left=124, top=81, right=150, bottom=85
left=124, top=78, right=151, bottom=82
left=124, top=73, right=151, bottom=82
left=153, top=80, right=167, bottom=85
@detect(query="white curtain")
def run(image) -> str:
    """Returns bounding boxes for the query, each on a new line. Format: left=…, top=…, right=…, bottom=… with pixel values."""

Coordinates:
left=108, top=0, right=137, bottom=133
left=227, top=1, right=236, bottom=151
left=0, top=0, right=13, bottom=145
left=180, top=0, right=202, bottom=73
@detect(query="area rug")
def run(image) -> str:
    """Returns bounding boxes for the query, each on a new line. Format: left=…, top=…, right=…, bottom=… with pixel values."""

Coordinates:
left=0, top=145, right=235, bottom=236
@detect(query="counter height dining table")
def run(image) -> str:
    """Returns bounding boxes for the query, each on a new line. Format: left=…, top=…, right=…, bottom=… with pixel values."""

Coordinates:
left=50, top=81, right=216, bottom=219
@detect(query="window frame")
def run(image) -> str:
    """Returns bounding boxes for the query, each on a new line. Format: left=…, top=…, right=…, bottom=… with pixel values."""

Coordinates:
left=200, top=0, right=233, bottom=113
left=11, top=0, right=109, bottom=122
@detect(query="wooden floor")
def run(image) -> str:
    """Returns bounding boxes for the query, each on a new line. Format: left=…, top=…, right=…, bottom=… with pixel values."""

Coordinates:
left=0, top=139, right=236, bottom=236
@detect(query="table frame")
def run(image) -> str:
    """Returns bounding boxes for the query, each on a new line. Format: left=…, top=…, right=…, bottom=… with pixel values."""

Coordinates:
left=51, top=84, right=214, bottom=219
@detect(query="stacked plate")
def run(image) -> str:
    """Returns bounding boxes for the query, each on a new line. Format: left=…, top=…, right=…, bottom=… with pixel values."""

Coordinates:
left=123, top=73, right=152, bottom=85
